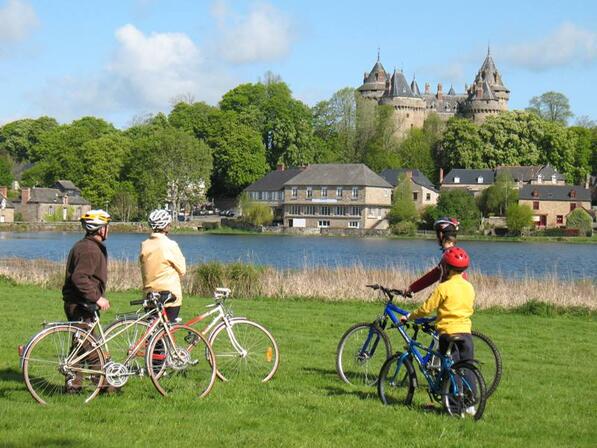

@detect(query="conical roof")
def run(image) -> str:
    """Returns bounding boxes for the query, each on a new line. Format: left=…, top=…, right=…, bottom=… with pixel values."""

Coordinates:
left=390, top=69, right=414, bottom=97
left=411, top=76, right=421, bottom=96
left=447, top=85, right=456, bottom=95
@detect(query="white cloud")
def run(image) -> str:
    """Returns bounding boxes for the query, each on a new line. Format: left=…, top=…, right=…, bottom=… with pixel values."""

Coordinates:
left=0, top=0, right=38, bottom=43
left=33, top=25, right=235, bottom=123
left=501, top=22, right=597, bottom=71
left=212, top=0, right=295, bottom=64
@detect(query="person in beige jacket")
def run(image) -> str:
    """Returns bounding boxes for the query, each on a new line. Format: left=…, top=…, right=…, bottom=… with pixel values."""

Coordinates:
left=139, top=209, right=186, bottom=321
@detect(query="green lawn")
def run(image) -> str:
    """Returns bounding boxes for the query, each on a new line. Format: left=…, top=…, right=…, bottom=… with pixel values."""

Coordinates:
left=0, top=281, right=596, bottom=448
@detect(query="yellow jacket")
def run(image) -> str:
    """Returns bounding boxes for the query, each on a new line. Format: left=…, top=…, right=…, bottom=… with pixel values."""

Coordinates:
left=409, top=273, right=474, bottom=335
left=139, top=233, right=186, bottom=307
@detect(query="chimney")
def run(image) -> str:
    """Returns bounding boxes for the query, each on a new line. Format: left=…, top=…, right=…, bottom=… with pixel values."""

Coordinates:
left=63, top=194, right=69, bottom=205
left=437, top=83, right=443, bottom=100
left=424, top=83, right=430, bottom=95
left=585, top=173, right=590, bottom=189
left=405, top=170, right=413, bottom=180
left=439, top=168, right=444, bottom=184
left=21, top=187, right=31, bottom=204
left=276, top=163, right=285, bottom=171
left=0, top=186, right=7, bottom=198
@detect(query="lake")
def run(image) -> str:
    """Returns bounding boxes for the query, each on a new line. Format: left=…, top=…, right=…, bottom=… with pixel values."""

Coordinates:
left=0, top=231, right=595, bottom=280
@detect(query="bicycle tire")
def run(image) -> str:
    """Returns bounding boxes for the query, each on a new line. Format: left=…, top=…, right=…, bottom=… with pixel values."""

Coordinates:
left=377, top=352, right=416, bottom=406
left=22, top=325, right=106, bottom=405
left=441, top=361, right=487, bottom=420
left=336, top=322, right=391, bottom=386
left=146, top=324, right=217, bottom=398
left=103, top=318, right=152, bottom=377
left=471, top=330, right=502, bottom=397
left=208, top=318, right=279, bottom=383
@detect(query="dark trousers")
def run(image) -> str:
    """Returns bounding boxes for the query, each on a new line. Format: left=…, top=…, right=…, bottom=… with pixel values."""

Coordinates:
left=438, top=333, right=474, bottom=363
left=63, top=303, right=100, bottom=389
left=165, top=306, right=180, bottom=322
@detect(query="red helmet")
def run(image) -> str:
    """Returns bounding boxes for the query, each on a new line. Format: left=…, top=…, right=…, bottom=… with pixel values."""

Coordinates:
left=442, top=247, right=469, bottom=269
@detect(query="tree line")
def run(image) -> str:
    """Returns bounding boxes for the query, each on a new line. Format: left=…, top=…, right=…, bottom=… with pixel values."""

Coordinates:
left=0, top=77, right=595, bottom=221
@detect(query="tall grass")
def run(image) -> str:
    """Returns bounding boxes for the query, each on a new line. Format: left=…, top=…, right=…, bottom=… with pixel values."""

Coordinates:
left=0, top=257, right=594, bottom=309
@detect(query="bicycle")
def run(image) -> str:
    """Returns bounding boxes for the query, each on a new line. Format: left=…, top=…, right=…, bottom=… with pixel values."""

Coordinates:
left=336, top=285, right=502, bottom=397
left=20, top=292, right=217, bottom=405
left=106, top=288, right=279, bottom=383
left=377, top=318, right=487, bottom=420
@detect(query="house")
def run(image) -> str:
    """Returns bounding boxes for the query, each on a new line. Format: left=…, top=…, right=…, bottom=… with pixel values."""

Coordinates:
left=495, top=165, right=565, bottom=187
left=282, top=164, right=393, bottom=230
left=441, top=169, right=495, bottom=196
left=519, top=184, right=591, bottom=228
left=243, top=165, right=305, bottom=223
left=379, top=168, right=439, bottom=209
left=0, top=186, right=15, bottom=223
left=16, top=181, right=91, bottom=222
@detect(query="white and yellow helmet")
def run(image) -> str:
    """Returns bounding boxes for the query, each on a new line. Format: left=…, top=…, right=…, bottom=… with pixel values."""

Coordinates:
left=80, top=209, right=111, bottom=233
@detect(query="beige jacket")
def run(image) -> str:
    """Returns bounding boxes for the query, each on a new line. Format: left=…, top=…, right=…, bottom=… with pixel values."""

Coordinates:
left=139, top=233, right=186, bottom=307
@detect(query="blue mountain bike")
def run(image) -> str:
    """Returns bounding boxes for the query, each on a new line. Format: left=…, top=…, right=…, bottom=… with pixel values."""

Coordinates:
left=336, top=284, right=502, bottom=397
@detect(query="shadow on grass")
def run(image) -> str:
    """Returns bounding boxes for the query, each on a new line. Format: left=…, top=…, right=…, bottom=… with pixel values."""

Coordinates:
left=300, top=366, right=338, bottom=378
left=2, top=437, right=82, bottom=447
left=322, top=385, right=377, bottom=401
left=0, top=367, right=27, bottom=399
left=0, top=367, right=22, bottom=382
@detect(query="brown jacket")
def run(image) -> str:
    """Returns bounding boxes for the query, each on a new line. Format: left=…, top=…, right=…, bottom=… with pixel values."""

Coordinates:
left=62, top=236, right=108, bottom=304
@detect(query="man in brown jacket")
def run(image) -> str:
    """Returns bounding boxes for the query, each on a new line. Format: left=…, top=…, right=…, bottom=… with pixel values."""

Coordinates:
left=63, top=209, right=112, bottom=321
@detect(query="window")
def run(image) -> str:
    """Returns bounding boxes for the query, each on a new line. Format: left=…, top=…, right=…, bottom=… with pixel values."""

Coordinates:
left=537, top=174, right=543, bottom=184
left=348, top=221, right=360, bottom=228
left=368, top=207, right=380, bottom=218
left=306, top=187, right=313, bottom=199
left=321, top=186, right=328, bottom=198
left=336, top=186, right=343, bottom=198
left=334, top=206, right=345, bottom=216
left=291, top=187, right=297, bottom=199
left=570, top=203, right=577, bottom=211
left=454, top=177, right=460, bottom=184
left=320, top=206, right=331, bottom=216
left=551, top=174, right=557, bottom=183
left=350, top=206, right=361, bottom=217
left=48, top=206, right=54, bottom=214
left=413, top=192, right=418, bottom=201
left=477, top=176, right=483, bottom=184
left=351, top=187, right=359, bottom=199
left=258, top=192, right=263, bottom=200
left=533, top=201, right=539, bottom=210
left=289, top=205, right=301, bottom=215
left=556, top=215, right=563, bottom=225
left=304, top=205, right=315, bottom=215
left=318, top=220, right=330, bottom=228
left=426, top=193, right=431, bottom=201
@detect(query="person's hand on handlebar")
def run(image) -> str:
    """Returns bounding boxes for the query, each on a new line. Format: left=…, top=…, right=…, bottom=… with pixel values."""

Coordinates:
left=399, top=313, right=410, bottom=324
left=96, top=296, right=110, bottom=311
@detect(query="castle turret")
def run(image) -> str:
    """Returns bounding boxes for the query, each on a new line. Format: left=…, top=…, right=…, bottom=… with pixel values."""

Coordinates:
left=357, top=53, right=389, bottom=100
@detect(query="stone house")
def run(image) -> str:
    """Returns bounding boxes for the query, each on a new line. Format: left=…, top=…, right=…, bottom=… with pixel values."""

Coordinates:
left=243, top=165, right=305, bottom=223
left=379, top=168, right=439, bottom=209
left=519, top=184, right=591, bottom=228
left=16, top=181, right=91, bottom=222
left=495, top=165, right=565, bottom=187
left=281, top=164, right=393, bottom=230
left=441, top=169, right=495, bottom=196
left=0, top=186, right=15, bottom=223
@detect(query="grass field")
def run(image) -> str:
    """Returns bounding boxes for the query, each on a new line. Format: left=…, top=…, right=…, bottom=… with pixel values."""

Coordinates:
left=0, top=281, right=596, bottom=448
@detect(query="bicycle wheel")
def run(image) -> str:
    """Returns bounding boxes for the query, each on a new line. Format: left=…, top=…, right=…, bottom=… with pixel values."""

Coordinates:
left=22, top=325, right=106, bottom=405
left=208, top=319, right=279, bottom=383
left=146, top=324, right=217, bottom=398
left=377, top=352, right=416, bottom=406
left=471, top=330, right=502, bottom=397
left=103, top=318, right=151, bottom=377
left=336, top=323, right=391, bottom=386
left=441, top=362, right=487, bottom=420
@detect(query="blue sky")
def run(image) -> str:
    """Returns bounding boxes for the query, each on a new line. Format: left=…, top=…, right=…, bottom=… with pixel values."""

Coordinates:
left=0, top=0, right=595, bottom=128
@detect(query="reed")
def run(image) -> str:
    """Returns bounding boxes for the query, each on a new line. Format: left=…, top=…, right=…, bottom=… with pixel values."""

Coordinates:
left=0, top=257, right=594, bottom=310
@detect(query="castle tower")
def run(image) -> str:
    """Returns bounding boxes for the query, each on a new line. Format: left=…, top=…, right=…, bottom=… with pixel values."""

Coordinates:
left=462, top=48, right=510, bottom=123
left=379, top=69, right=426, bottom=138
left=357, top=53, right=389, bottom=100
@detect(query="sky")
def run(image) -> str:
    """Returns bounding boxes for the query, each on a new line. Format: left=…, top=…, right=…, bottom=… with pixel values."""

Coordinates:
left=0, top=0, right=595, bottom=128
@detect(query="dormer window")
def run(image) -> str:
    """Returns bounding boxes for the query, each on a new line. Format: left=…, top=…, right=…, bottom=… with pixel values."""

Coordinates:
left=454, top=177, right=460, bottom=184
left=477, top=176, right=483, bottom=184
left=532, top=190, right=539, bottom=198
left=551, top=174, right=557, bottom=183
left=537, top=174, right=543, bottom=184
left=569, top=190, right=576, bottom=199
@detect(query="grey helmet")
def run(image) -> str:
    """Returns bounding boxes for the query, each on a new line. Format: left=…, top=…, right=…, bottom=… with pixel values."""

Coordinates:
left=148, top=209, right=172, bottom=231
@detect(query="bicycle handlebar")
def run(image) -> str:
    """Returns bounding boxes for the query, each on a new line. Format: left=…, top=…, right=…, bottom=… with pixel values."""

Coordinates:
left=130, top=299, right=144, bottom=306
left=366, top=284, right=412, bottom=299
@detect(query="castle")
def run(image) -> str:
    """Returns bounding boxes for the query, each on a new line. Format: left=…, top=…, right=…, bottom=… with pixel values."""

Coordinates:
left=357, top=49, right=510, bottom=137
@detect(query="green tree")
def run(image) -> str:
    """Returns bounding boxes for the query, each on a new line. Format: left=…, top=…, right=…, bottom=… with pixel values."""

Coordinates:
left=0, top=116, right=58, bottom=162
left=436, top=189, right=481, bottom=233
left=478, top=172, right=518, bottom=216
left=566, top=208, right=593, bottom=236
left=527, top=91, right=573, bottom=125
left=506, top=204, right=533, bottom=235
left=397, top=128, right=436, bottom=182
left=109, top=182, right=138, bottom=222
left=362, top=104, right=400, bottom=172
left=0, top=153, right=14, bottom=186
left=168, top=101, right=217, bottom=140
left=207, top=111, right=268, bottom=196
left=567, top=126, right=593, bottom=184
left=239, top=193, right=273, bottom=226
left=387, top=174, right=418, bottom=224
left=438, top=117, right=485, bottom=171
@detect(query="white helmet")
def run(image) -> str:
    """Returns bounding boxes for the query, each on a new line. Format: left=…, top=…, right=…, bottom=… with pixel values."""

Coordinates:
left=80, top=209, right=111, bottom=233
left=148, top=209, right=172, bottom=231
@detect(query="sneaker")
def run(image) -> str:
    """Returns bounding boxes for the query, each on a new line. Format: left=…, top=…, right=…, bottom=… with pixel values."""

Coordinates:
left=465, top=406, right=476, bottom=416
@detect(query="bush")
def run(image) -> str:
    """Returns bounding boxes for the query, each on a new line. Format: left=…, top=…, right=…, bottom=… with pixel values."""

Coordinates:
left=435, top=189, right=481, bottom=233
left=193, top=261, right=265, bottom=298
left=566, top=208, right=593, bottom=236
left=239, top=193, right=273, bottom=226
left=391, top=221, right=417, bottom=236
left=506, top=204, right=533, bottom=235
